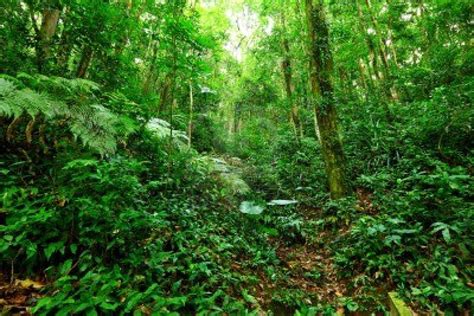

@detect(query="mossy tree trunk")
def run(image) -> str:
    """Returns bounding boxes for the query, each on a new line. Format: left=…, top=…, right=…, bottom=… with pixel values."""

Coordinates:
left=280, top=12, right=303, bottom=140
left=304, top=0, right=349, bottom=199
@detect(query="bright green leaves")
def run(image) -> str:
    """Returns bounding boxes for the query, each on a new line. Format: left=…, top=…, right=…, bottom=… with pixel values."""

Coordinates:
left=44, top=241, right=66, bottom=260
left=0, top=74, right=138, bottom=155
left=431, top=222, right=461, bottom=244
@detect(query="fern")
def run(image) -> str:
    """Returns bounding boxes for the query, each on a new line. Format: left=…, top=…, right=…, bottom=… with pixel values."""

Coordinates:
left=0, top=79, right=19, bottom=117
left=35, top=75, right=101, bottom=97
left=0, top=74, right=25, bottom=89
left=0, top=75, right=137, bottom=155
left=15, top=72, right=100, bottom=100
left=146, top=118, right=189, bottom=147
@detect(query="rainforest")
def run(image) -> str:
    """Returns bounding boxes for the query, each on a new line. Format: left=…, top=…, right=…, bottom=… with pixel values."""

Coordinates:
left=0, top=0, right=473, bottom=314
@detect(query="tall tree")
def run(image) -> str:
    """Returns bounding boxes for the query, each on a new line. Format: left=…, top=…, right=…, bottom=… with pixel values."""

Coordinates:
left=360, top=0, right=399, bottom=100
left=76, top=46, right=93, bottom=78
left=305, top=0, right=349, bottom=199
left=280, top=12, right=303, bottom=139
left=187, top=81, right=194, bottom=147
left=31, top=1, right=62, bottom=72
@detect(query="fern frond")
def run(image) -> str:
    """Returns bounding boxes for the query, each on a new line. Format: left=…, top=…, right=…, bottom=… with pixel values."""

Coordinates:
left=0, top=80, right=66, bottom=119
left=16, top=72, right=38, bottom=88
left=69, top=78, right=101, bottom=95
left=0, top=78, right=17, bottom=98
left=31, top=75, right=101, bottom=99
left=0, top=75, right=136, bottom=155
left=0, top=75, right=25, bottom=89
left=146, top=118, right=189, bottom=147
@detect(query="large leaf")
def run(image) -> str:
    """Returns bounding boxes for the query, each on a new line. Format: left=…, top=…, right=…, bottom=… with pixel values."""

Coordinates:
left=239, top=201, right=264, bottom=215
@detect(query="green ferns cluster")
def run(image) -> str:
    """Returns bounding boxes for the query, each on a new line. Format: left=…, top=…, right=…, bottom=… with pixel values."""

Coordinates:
left=0, top=74, right=137, bottom=154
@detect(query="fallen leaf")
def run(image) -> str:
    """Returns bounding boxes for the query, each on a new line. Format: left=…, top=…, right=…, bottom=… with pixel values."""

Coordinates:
left=15, top=279, right=44, bottom=290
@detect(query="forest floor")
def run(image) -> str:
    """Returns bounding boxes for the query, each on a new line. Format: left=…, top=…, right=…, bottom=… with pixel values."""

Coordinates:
left=0, top=272, right=45, bottom=314
left=0, top=235, right=353, bottom=315
left=259, top=240, right=348, bottom=311
left=222, top=156, right=374, bottom=314
left=0, top=157, right=396, bottom=315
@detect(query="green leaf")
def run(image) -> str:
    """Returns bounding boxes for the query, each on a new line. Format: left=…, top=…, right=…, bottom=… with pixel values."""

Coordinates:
left=125, top=293, right=143, bottom=312
left=239, top=201, right=264, bottom=215
left=86, top=308, right=98, bottom=316
left=442, top=228, right=451, bottom=243
left=44, top=241, right=64, bottom=260
left=26, top=244, right=37, bottom=259
left=75, top=302, right=92, bottom=313
left=60, top=259, right=73, bottom=275
left=70, top=244, right=78, bottom=254
left=385, top=235, right=401, bottom=246
left=100, top=302, right=119, bottom=311
left=241, top=289, right=257, bottom=304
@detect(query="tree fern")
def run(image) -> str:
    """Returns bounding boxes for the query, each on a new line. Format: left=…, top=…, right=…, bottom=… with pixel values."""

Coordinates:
left=0, top=75, right=137, bottom=155
left=14, top=73, right=101, bottom=99
left=34, top=74, right=101, bottom=97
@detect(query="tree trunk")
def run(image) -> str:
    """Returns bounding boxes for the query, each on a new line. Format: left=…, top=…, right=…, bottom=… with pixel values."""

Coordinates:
left=358, top=58, right=375, bottom=100
left=280, top=12, right=302, bottom=140
left=76, top=46, right=94, bottom=78
left=364, top=0, right=399, bottom=100
left=158, top=73, right=173, bottom=114
left=356, top=1, right=383, bottom=83
left=143, top=42, right=160, bottom=95
left=57, top=32, right=72, bottom=74
left=356, top=0, right=397, bottom=110
left=305, top=0, right=349, bottom=199
left=187, top=82, right=194, bottom=148
left=56, top=6, right=76, bottom=76
left=338, top=67, right=353, bottom=102
left=37, top=7, right=61, bottom=72
left=234, top=103, right=242, bottom=134
left=364, top=0, right=390, bottom=72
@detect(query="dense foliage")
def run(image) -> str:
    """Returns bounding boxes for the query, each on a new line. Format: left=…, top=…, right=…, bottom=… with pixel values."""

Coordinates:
left=1, top=0, right=472, bottom=314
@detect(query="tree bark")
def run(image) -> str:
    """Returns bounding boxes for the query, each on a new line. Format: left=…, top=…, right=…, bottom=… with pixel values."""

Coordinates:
left=356, top=0, right=397, bottom=109
left=158, top=73, right=173, bottom=114
left=143, top=42, right=160, bottom=95
left=356, top=1, right=384, bottom=83
left=187, top=82, right=194, bottom=148
left=234, top=103, right=242, bottom=134
left=364, top=0, right=390, bottom=72
left=37, top=7, right=61, bottom=72
left=363, top=0, right=399, bottom=100
left=76, top=46, right=94, bottom=78
left=305, top=0, right=349, bottom=199
left=280, top=12, right=303, bottom=140
left=57, top=23, right=72, bottom=74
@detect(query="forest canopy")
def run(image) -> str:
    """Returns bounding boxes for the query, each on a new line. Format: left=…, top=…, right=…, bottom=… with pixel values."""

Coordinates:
left=0, top=0, right=473, bottom=314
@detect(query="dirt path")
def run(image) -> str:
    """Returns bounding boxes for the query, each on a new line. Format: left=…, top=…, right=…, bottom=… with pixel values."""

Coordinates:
left=213, top=155, right=349, bottom=309
left=274, top=242, right=347, bottom=303
left=0, top=272, right=45, bottom=315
